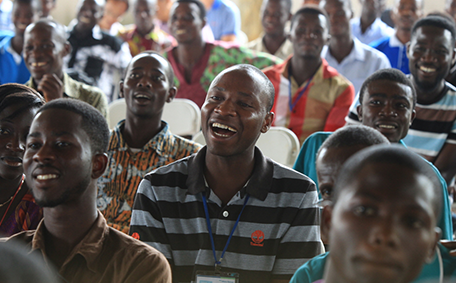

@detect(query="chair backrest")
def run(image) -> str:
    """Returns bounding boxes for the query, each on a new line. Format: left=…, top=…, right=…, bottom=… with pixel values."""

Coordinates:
left=192, top=126, right=300, bottom=167
left=107, top=98, right=201, bottom=137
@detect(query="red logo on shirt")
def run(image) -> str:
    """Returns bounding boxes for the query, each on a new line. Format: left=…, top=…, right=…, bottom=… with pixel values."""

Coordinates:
left=131, top=232, right=140, bottom=240
left=250, top=230, right=265, bottom=247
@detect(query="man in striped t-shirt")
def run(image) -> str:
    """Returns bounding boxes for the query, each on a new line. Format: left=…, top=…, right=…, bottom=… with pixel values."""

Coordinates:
left=130, top=64, right=322, bottom=283
left=346, top=16, right=456, bottom=188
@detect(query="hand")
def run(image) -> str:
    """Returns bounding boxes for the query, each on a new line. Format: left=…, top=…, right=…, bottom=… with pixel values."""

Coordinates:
left=37, top=73, right=64, bottom=102
left=440, top=240, right=456, bottom=256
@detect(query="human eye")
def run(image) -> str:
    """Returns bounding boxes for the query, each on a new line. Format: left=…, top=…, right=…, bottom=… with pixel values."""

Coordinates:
left=353, top=205, right=376, bottom=217
left=238, top=100, right=252, bottom=108
left=368, top=99, right=381, bottom=105
left=26, top=140, right=41, bottom=150
left=56, top=141, right=70, bottom=148
left=320, top=187, right=332, bottom=200
left=403, top=214, right=427, bottom=229
left=129, top=72, right=140, bottom=79
left=151, top=75, right=165, bottom=82
left=0, top=127, right=11, bottom=135
left=25, top=44, right=34, bottom=52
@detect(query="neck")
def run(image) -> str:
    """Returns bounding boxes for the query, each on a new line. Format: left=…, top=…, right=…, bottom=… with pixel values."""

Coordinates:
left=263, top=33, right=287, bottom=55
left=290, top=55, right=321, bottom=86
left=395, top=28, right=411, bottom=44
left=11, top=34, right=24, bottom=54
left=204, top=149, right=255, bottom=205
left=413, top=78, right=446, bottom=104
left=174, top=40, right=206, bottom=68
left=98, top=19, right=111, bottom=31
left=74, top=24, right=92, bottom=39
left=122, top=114, right=162, bottom=149
left=329, top=35, right=354, bottom=63
left=137, top=24, right=155, bottom=37
left=41, top=183, right=98, bottom=268
left=0, top=175, right=23, bottom=203
left=360, top=13, right=376, bottom=33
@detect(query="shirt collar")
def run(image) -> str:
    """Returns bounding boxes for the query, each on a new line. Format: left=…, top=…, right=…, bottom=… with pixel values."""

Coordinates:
left=31, top=211, right=109, bottom=274
left=110, top=120, right=174, bottom=156
left=186, top=146, right=274, bottom=201
left=389, top=34, right=404, bottom=48
left=322, top=38, right=366, bottom=63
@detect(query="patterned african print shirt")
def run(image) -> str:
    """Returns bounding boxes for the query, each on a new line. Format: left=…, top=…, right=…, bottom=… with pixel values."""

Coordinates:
left=118, top=24, right=175, bottom=57
left=164, top=42, right=282, bottom=108
left=97, top=120, right=201, bottom=234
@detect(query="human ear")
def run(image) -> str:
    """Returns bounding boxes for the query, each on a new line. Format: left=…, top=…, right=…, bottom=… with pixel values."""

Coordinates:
left=425, top=227, right=442, bottom=264
left=119, top=81, right=124, bottom=98
left=91, top=153, right=108, bottom=179
left=261, top=111, right=275, bottom=133
left=166, top=86, right=177, bottom=103
left=357, top=104, right=363, bottom=122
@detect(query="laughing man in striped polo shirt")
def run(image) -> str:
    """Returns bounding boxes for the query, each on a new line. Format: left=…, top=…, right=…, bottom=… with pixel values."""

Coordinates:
left=130, top=64, right=322, bottom=283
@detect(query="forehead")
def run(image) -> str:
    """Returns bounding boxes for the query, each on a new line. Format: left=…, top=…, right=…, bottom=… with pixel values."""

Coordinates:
left=318, top=145, right=368, bottom=169
left=80, top=0, right=101, bottom=10
left=128, top=54, right=169, bottom=73
left=365, top=80, right=413, bottom=101
left=135, top=0, right=152, bottom=9
left=412, top=25, right=453, bottom=47
left=172, top=2, right=200, bottom=15
left=264, top=0, right=288, bottom=11
left=31, top=108, right=85, bottom=134
left=324, top=0, right=349, bottom=10
left=293, top=12, right=328, bottom=30
left=27, top=23, right=58, bottom=39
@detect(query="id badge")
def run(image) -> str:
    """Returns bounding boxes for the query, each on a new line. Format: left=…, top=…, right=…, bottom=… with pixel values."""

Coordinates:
left=195, top=270, right=239, bottom=283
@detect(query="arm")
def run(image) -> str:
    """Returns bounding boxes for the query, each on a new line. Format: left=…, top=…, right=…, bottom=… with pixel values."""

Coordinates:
left=433, top=142, right=456, bottom=186
left=324, top=84, right=355, bottom=131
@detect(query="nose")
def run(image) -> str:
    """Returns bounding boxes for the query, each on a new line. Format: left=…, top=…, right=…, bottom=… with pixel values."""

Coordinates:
left=379, top=102, right=397, bottom=117
left=369, top=218, right=400, bottom=248
left=421, top=48, right=437, bottom=62
left=137, top=76, right=152, bottom=88
left=214, top=99, right=236, bottom=117
left=32, top=143, right=55, bottom=164
left=6, top=136, right=24, bottom=153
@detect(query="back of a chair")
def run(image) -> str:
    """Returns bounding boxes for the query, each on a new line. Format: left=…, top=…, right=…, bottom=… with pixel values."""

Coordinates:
left=107, top=98, right=127, bottom=129
left=192, top=127, right=300, bottom=167
left=162, top=98, right=201, bottom=137
left=107, top=98, right=201, bottom=137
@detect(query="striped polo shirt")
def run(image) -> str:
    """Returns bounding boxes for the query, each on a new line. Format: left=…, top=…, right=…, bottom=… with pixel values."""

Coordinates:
left=263, top=58, right=354, bottom=145
left=130, top=147, right=322, bottom=283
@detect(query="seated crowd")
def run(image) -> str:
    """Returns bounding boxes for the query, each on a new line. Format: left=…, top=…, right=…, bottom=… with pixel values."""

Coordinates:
left=0, top=0, right=456, bottom=282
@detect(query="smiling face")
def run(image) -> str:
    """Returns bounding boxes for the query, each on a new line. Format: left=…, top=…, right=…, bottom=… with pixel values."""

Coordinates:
left=134, top=0, right=155, bottom=35
left=120, top=53, right=176, bottom=119
left=102, top=0, right=128, bottom=28
left=290, top=12, right=330, bottom=59
left=0, top=104, right=38, bottom=182
left=24, top=109, right=93, bottom=208
left=201, top=68, right=273, bottom=158
left=391, top=0, right=422, bottom=32
left=261, top=0, right=290, bottom=37
left=316, top=145, right=368, bottom=201
left=357, top=80, right=415, bottom=143
left=169, top=2, right=205, bottom=44
left=75, top=0, right=103, bottom=34
left=323, top=0, right=352, bottom=38
left=12, top=2, right=34, bottom=36
left=24, top=22, right=70, bottom=85
left=407, top=25, right=455, bottom=92
left=323, top=162, right=439, bottom=283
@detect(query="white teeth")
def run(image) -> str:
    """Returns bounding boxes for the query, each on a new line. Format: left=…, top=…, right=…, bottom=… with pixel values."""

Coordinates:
left=175, top=30, right=186, bottom=35
left=80, top=17, right=90, bottom=23
left=36, top=174, right=58, bottom=180
left=31, top=62, right=46, bottom=67
left=378, top=125, right=396, bottom=129
left=212, top=122, right=237, bottom=133
left=420, top=66, right=436, bottom=73
left=214, top=132, right=230, bottom=137
left=135, top=94, right=149, bottom=99
left=17, top=24, right=27, bottom=29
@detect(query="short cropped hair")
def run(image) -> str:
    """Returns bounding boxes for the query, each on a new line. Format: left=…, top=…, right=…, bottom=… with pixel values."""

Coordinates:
left=290, top=5, right=330, bottom=31
left=176, top=0, right=206, bottom=20
left=123, top=51, right=175, bottom=87
left=334, top=145, right=443, bottom=220
left=0, top=84, right=45, bottom=118
left=37, top=99, right=109, bottom=154
left=220, top=64, right=275, bottom=112
left=359, top=68, right=417, bottom=108
left=317, top=125, right=389, bottom=157
left=26, top=19, right=67, bottom=43
left=412, top=16, right=456, bottom=46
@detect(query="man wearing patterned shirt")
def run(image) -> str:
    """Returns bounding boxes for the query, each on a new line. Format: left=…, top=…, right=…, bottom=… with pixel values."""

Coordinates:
left=165, top=0, right=281, bottom=108
left=118, top=0, right=175, bottom=57
left=263, top=6, right=354, bottom=144
left=97, top=51, right=201, bottom=234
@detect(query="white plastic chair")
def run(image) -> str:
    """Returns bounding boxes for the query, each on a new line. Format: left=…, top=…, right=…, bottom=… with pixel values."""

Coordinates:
left=192, top=126, right=300, bottom=167
left=107, top=98, right=201, bottom=137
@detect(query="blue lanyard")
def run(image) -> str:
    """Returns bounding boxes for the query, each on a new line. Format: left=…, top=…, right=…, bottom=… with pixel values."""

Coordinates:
left=288, top=65, right=313, bottom=112
left=202, top=193, right=250, bottom=269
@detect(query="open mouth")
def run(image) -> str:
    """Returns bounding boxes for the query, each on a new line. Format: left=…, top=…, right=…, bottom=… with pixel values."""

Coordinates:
left=30, top=62, right=47, bottom=68
left=419, top=66, right=436, bottom=73
left=174, top=29, right=186, bottom=35
left=79, top=17, right=91, bottom=24
left=16, top=23, right=28, bottom=29
left=36, top=174, right=59, bottom=180
left=211, top=122, right=237, bottom=138
left=2, top=157, right=22, bottom=167
left=377, top=124, right=397, bottom=129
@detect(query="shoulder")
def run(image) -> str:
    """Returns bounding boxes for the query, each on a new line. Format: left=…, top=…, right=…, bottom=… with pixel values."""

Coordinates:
left=270, top=159, right=317, bottom=194
left=1, top=229, right=36, bottom=245
left=171, top=134, right=202, bottom=153
left=291, top=252, right=328, bottom=283
left=370, top=37, right=390, bottom=49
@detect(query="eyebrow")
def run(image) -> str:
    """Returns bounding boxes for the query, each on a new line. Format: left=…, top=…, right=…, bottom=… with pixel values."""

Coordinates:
left=369, top=93, right=411, bottom=102
left=28, top=131, right=73, bottom=138
left=212, top=86, right=255, bottom=98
